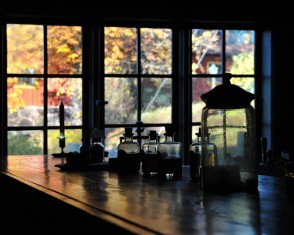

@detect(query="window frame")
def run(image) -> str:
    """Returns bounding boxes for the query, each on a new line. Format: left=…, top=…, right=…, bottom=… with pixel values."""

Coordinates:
left=1, top=17, right=263, bottom=164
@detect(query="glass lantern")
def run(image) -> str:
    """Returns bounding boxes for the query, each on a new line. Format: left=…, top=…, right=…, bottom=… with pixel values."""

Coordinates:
left=200, top=73, right=257, bottom=192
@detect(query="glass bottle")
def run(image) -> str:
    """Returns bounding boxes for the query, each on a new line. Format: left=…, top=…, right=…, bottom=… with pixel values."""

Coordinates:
left=190, top=128, right=217, bottom=180
left=117, top=127, right=141, bottom=174
left=157, top=126, right=182, bottom=179
left=80, top=137, right=91, bottom=163
left=141, top=130, right=160, bottom=176
left=89, top=137, right=104, bottom=164
left=189, top=128, right=202, bottom=180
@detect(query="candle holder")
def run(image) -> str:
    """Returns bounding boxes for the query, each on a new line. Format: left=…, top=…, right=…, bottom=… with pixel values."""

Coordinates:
left=58, top=133, right=66, bottom=154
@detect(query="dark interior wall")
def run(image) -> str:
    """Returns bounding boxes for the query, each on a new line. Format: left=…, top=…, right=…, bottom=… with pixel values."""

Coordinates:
left=2, top=0, right=289, bottom=22
left=2, top=1, right=293, bottom=159
left=272, top=22, right=294, bottom=160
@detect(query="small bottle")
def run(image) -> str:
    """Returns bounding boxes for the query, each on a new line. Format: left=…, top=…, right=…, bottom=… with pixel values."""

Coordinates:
left=189, top=128, right=202, bottom=180
left=141, top=130, right=160, bottom=176
left=200, top=129, right=218, bottom=191
left=90, top=137, right=104, bottom=164
left=80, top=137, right=91, bottom=163
left=157, top=126, right=182, bottom=179
left=117, top=127, right=141, bottom=174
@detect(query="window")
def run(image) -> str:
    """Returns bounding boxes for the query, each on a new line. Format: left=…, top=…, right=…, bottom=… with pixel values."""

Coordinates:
left=1, top=20, right=261, bottom=163
left=103, top=27, right=173, bottom=157
left=191, top=29, right=255, bottom=143
left=5, top=24, right=83, bottom=155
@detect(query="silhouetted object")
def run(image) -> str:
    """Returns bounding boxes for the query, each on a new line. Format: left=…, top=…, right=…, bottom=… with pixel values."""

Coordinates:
left=117, top=127, right=141, bottom=174
left=90, top=137, right=104, bottom=164
left=200, top=73, right=257, bottom=192
left=261, top=137, right=267, bottom=164
left=80, top=137, right=90, bottom=155
left=135, top=121, right=144, bottom=147
left=142, top=130, right=160, bottom=176
left=189, top=128, right=217, bottom=180
left=95, top=99, right=108, bottom=106
left=266, top=149, right=273, bottom=164
left=157, top=126, right=182, bottom=179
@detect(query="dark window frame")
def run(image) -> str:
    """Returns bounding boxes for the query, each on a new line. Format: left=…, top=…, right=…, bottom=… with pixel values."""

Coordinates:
left=1, top=17, right=263, bottom=164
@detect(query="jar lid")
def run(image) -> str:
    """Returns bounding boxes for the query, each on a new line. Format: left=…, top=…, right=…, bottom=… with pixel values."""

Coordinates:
left=164, top=126, right=175, bottom=136
left=200, top=73, right=254, bottom=109
left=149, top=130, right=158, bottom=140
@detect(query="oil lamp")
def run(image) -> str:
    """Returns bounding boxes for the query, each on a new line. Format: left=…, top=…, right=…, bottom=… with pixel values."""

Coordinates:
left=200, top=73, right=257, bottom=192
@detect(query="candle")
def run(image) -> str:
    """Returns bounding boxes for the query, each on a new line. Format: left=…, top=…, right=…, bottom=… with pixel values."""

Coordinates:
left=59, top=101, right=64, bottom=135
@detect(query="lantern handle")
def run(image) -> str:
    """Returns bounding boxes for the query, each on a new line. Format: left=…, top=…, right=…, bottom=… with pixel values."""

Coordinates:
left=223, top=73, right=232, bottom=85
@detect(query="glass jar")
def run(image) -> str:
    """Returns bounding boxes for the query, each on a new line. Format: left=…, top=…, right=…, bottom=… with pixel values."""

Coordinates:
left=157, top=126, right=182, bottom=179
left=89, top=137, right=104, bottom=164
left=117, top=127, right=141, bottom=174
left=200, top=73, right=257, bottom=192
left=189, top=128, right=217, bottom=180
left=141, top=130, right=160, bottom=176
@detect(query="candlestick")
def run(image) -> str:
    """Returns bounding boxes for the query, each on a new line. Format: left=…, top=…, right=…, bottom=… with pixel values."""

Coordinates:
left=59, top=133, right=65, bottom=148
left=60, top=101, right=64, bottom=135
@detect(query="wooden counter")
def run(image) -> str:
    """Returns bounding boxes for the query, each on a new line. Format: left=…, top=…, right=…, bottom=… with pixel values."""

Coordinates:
left=1, top=155, right=294, bottom=234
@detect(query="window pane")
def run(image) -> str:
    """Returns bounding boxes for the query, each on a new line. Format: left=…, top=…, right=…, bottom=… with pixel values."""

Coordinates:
left=48, top=129, right=82, bottom=154
left=8, top=130, right=43, bottom=155
left=47, top=25, right=82, bottom=74
left=192, top=77, right=222, bottom=123
left=141, top=77, right=172, bottom=123
left=105, top=77, right=137, bottom=124
left=230, top=77, right=255, bottom=107
left=226, top=30, right=255, bottom=74
left=48, top=78, right=82, bottom=126
left=7, top=24, right=44, bottom=74
left=7, top=77, right=44, bottom=126
left=141, top=28, right=172, bottom=74
left=105, top=127, right=125, bottom=158
left=192, top=126, right=201, bottom=143
left=192, top=29, right=222, bottom=75
left=104, top=27, right=137, bottom=74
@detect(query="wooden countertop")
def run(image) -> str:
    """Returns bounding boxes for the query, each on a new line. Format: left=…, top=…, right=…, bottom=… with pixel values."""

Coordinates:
left=1, top=155, right=294, bottom=234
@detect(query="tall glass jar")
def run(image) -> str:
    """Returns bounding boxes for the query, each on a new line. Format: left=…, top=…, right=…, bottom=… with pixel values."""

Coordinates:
left=200, top=73, right=257, bottom=192
left=141, top=130, right=160, bottom=176
left=157, top=126, right=182, bottom=179
left=117, top=127, right=141, bottom=174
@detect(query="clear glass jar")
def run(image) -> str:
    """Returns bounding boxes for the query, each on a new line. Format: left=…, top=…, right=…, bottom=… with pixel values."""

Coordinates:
left=90, top=137, right=104, bottom=164
left=200, top=73, right=257, bottom=192
left=117, top=127, right=141, bottom=174
left=157, top=126, right=182, bottom=179
left=141, top=130, right=160, bottom=176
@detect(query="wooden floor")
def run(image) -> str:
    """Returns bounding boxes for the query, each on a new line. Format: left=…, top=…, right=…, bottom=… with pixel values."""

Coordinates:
left=1, top=155, right=294, bottom=234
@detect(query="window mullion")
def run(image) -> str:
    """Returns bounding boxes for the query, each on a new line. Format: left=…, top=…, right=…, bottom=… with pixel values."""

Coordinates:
left=137, top=27, right=142, bottom=122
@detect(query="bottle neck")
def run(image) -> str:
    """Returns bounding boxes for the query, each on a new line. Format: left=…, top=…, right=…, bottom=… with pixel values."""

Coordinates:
left=165, top=135, right=174, bottom=142
left=125, top=136, right=133, bottom=142
left=92, top=138, right=102, bottom=144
